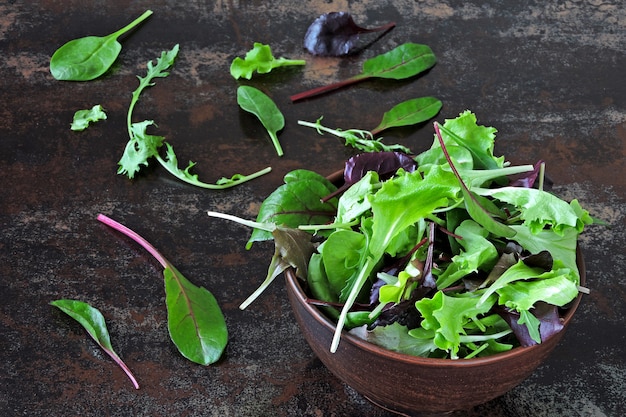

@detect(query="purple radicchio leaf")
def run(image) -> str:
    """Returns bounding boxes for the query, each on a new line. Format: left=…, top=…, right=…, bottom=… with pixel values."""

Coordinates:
left=497, top=302, right=564, bottom=347
left=303, top=12, right=396, bottom=56
left=322, top=151, right=417, bottom=202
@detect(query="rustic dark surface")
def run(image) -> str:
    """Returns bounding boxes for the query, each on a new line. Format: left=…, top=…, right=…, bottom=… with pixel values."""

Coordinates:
left=1, top=1, right=624, bottom=416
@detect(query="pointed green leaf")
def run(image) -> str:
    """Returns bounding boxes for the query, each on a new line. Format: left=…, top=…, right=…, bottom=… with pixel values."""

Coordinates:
left=50, top=299, right=139, bottom=389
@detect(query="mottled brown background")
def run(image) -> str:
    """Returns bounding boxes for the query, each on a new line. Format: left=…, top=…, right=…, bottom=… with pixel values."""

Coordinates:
left=1, top=1, right=624, bottom=416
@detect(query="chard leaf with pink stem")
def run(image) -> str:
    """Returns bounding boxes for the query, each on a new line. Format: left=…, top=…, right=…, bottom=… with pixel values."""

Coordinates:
left=50, top=299, right=140, bottom=389
left=290, top=43, right=436, bottom=102
left=97, top=214, right=228, bottom=366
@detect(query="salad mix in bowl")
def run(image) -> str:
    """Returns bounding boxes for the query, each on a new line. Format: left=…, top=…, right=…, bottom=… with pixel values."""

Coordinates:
left=209, top=110, right=596, bottom=359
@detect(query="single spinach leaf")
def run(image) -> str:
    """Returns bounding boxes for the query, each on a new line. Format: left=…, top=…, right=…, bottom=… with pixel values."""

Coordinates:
left=237, top=85, right=285, bottom=156
left=71, top=104, right=107, bottom=131
left=97, top=214, right=228, bottom=365
left=291, top=43, right=436, bottom=102
left=303, top=12, right=395, bottom=56
left=371, top=97, right=442, bottom=136
left=246, top=169, right=338, bottom=248
left=230, top=42, right=305, bottom=80
left=50, top=10, right=153, bottom=81
left=50, top=299, right=139, bottom=389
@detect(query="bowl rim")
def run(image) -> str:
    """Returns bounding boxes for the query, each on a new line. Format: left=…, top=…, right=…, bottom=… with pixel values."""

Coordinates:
left=285, top=246, right=585, bottom=366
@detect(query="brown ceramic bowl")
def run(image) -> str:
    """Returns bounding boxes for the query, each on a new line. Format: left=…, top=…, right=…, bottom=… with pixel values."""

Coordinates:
left=284, top=249, right=585, bottom=415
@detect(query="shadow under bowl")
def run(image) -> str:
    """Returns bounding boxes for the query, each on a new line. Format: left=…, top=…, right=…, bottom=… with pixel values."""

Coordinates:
left=284, top=248, right=585, bottom=415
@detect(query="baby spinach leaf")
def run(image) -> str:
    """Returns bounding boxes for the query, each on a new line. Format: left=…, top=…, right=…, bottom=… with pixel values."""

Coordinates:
left=97, top=214, right=227, bottom=366
left=291, top=43, right=436, bottom=102
left=237, top=85, right=285, bottom=156
left=321, top=229, right=367, bottom=301
left=246, top=169, right=339, bottom=248
left=230, top=42, right=305, bottom=80
left=50, top=299, right=139, bottom=389
left=70, top=105, right=107, bottom=131
left=303, top=11, right=396, bottom=56
left=50, top=10, right=153, bottom=81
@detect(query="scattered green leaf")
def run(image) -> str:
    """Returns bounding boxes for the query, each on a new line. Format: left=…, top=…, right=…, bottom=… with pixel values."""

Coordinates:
left=97, top=214, right=228, bottom=366
left=50, top=299, right=139, bottom=389
left=237, top=85, right=285, bottom=156
left=70, top=105, right=107, bottom=131
left=230, top=42, right=305, bottom=80
left=50, top=10, right=153, bottom=81
left=290, top=43, right=436, bottom=101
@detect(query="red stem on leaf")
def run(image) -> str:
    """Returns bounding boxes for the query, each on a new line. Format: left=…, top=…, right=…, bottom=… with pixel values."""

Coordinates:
left=290, top=73, right=370, bottom=102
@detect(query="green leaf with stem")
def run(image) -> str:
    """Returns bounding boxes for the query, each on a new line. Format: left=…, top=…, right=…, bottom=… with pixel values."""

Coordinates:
left=50, top=10, right=153, bottom=81
left=237, top=85, right=285, bottom=156
left=71, top=104, right=107, bottom=131
left=298, top=118, right=410, bottom=153
left=117, top=46, right=271, bottom=187
left=290, top=43, right=436, bottom=102
left=97, top=214, right=228, bottom=366
left=50, top=299, right=139, bottom=389
left=230, top=42, right=306, bottom=80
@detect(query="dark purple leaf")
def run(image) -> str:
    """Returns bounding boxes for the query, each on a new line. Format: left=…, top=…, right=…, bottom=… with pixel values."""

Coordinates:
left=508, top=160, right=543, bottom=188
left=497, top=302, right=564, bottom=347
left=322, top=151, right=416, bottom=202
left=303, top=12, right=396, bottom=56
left=344, top=151, right=416, bottom=183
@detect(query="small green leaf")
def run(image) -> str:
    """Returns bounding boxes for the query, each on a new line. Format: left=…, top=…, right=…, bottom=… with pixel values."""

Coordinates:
left=361, top=43, right=437, bottom=79
left=371, top=96, right=442, bottom=135
left=164, top=267, right=228, bottom=365
left=97, top=214, right=229, bottom=366
left=230, top=42, right=305, bottom=80
left=71, top=105, right=107, bottom=131
left=237, top=85, right=285, bottom=156
left=50, top=299, right=139, bottom=389
left=50, top=10, right=153, bottom=81
left=247, top=169, right=338, bottom=248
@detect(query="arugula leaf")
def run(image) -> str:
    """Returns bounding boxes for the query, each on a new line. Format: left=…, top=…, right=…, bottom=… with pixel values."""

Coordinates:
left=71, top=105, right=107, bottom=131
left=298, top=118, right=411, bottom=154
left=50, top=299, right=139, bottom=389
left=230, top=42, right=305, bottom=79
left=117, top=46, right=271, bottom=187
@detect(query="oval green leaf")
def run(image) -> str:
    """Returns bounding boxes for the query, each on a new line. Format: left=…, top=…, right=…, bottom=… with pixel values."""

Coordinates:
left=164, top=267, right=228, bottom=366
left=237, top=85, right=285, bottom=156
left=50, top=10, right=153, bottom=81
